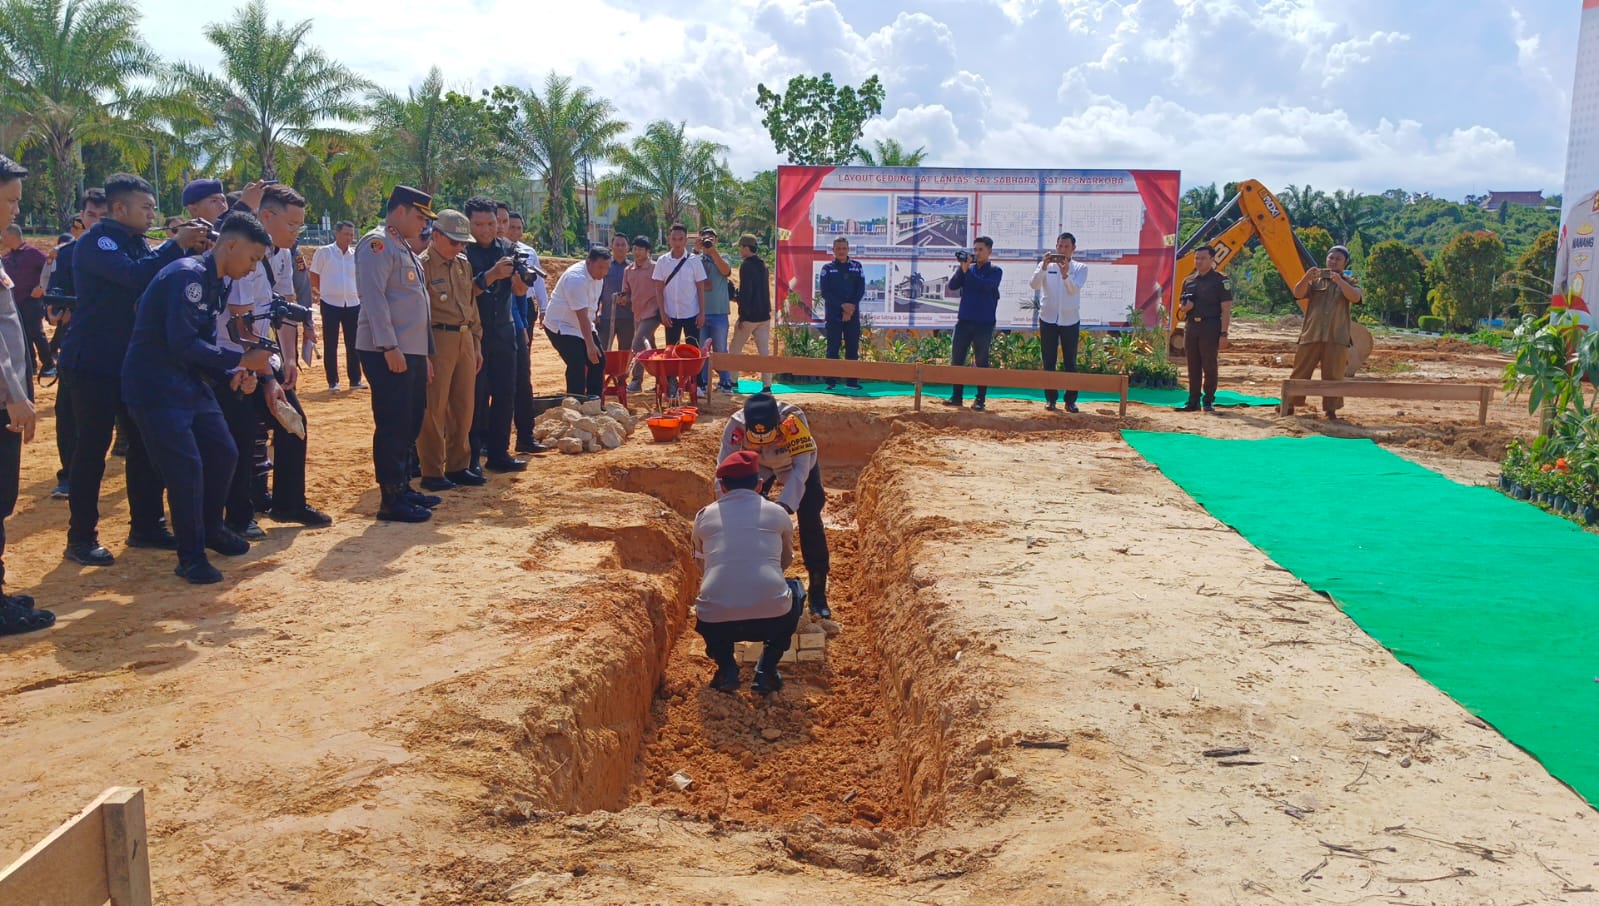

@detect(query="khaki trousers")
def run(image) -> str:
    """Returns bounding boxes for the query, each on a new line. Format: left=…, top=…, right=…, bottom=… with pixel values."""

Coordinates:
left=419, top=328, right=478, bottom=477
left=1287, top=341, right=1349, bottom=412
left=729, top=318, right=772, bottom=387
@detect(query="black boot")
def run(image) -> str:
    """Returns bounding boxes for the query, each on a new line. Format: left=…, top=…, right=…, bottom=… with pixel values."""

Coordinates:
left=377, top=485, right=431, bottom=523
left=752, top=646, right=785, bottom=695
left=709, top=657, right=741, bottom=692
left=807, top=571, right=831, bottom=619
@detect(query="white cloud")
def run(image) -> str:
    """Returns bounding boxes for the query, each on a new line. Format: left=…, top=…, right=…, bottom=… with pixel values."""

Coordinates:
left=129, top=0, right=1566, bottom=197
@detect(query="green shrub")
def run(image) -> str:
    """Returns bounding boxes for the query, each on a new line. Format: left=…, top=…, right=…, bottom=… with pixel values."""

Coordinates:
left=1417, top=315, right=1445, bottom=333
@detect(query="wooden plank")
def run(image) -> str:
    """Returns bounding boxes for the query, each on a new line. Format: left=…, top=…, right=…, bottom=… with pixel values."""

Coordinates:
left=0, top=789, right=116, bottom=906
left=712, top=353, right=917, bottom=384
left=1478, top=385, right=1492, bottom=426
left=919, top=363, right=1129, bottom=394
left=1281, top=379, right=1491, bottom=402
left=1118, top=375, right=1129, bottom=418
left=912, top=364, right=924, bottom=412
left=102, top=788, right=151, bottom=906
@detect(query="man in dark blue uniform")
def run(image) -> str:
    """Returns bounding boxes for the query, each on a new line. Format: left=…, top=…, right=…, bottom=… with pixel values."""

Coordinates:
left=63, top=173, right=210, bottom=566
left=817, top=237, right=865, bottom=389
left=44, top=188, right=107, bottom=501
left=122, top=214, right=275, bottom=584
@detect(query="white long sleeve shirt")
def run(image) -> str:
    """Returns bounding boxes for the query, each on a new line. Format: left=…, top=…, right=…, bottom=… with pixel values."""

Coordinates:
left=1030, top=258, right=1088, bottom=327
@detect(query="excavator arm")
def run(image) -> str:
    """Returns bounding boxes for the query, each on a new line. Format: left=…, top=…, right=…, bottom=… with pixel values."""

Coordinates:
left=1167, top=179, right=1372, bottom=376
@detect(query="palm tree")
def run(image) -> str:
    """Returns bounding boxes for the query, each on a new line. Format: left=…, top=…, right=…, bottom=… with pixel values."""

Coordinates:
left=854, top=138, right=927, bottom=167
left=1325, top=188, right=1378, bottom=247
left=369, top=67, right=513, bottom=200
left=1279, top=184, right=1330, bottom=232
left=733, top=169, right=778, bottom=244
left=0, top=0, right=158, bottom=225
left=175, top=0, right=371, bottom=181
left=598, top=120, right=729, bottom=241
left=514, top=72, right=626, bottom=251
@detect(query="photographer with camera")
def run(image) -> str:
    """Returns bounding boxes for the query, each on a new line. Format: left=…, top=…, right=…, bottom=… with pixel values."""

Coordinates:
left=1030, top=232, right=1088, bottom=413
left=1285, top=246, right=1363, bottom=419
left=818, top=237, right=865, bottom=390
left=215, top=185, right=331, bottom=535
left=123, top=214, right=279, bottom=584
left=63, top=173, right=211, bottom=567
left=503, top=209, right=549, bottom=455
left=941, top=236, right=1003, bottom=411
left=698, top=228, right=736, bottom=392
left=1174, top=245, right=1232, bottom=413
left=463, top=197, right=528, bottom=474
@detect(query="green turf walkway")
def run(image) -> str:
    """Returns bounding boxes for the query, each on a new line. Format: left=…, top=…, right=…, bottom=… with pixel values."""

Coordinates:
left=736, top=378, right=1278, bottom=407
left=1124, top=430, right=1599, bottom=807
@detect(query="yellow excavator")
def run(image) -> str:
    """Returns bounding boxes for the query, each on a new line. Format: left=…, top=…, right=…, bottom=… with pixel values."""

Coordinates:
left=1167, top=179, right=1372, bottom=375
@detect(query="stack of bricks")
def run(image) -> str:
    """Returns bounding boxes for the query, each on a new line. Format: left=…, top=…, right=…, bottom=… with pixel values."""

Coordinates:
left=735, top=619, right=828, bottom=665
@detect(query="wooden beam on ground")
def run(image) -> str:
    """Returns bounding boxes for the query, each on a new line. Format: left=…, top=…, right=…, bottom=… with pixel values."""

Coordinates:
left=1280, top=379, right=1495, bottom=425
left=713, top=353, right=915, bottom=384
left=920, top=364, right=1130, bottom=416
left=0, top=787, right=152, bottom=906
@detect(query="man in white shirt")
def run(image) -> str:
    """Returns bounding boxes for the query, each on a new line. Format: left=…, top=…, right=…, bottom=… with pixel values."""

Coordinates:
left=310, top=220, right=362, bottom=391
left=651, top=222, right=708, bottom=347
left=543, top=246, right=610, bottom=397
left=1029, top=231, right=1089, bottom=412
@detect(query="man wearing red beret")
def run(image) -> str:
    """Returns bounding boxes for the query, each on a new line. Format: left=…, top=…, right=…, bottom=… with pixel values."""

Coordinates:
left=692, top=449, right=808, bottom=694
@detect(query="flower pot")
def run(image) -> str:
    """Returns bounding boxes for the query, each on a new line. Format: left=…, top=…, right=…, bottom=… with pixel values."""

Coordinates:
left=646, top=416, right=682, bottom=442
left=1583, top=504, right=1599, bottom=526
left=1513, top=483, right=1532, bottom=500
left=1498, top=474, right=1511, bottom=491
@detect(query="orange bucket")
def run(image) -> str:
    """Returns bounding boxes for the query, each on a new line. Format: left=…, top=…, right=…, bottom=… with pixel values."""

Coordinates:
left=668, top=406, right=699, bottom=431
left=647, top=416, right=682, bottom=442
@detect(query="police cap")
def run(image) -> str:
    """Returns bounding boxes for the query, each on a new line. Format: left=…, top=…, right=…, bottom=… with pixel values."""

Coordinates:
left=388, top=185, right=437, bottom=220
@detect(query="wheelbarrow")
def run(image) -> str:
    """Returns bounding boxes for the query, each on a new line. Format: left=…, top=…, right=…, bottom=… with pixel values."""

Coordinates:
left=600, top=349, right=632, bottom=407
left=635, top=342, right=709, bottom=410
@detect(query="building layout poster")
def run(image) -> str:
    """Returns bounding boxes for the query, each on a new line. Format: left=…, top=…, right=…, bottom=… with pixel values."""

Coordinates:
left=775, top=166, right=1180, bottom=330
left=1556, top=0, right=1599, bottom=327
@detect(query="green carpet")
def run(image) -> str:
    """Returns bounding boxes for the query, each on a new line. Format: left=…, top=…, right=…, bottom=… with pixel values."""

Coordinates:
left=735, top=378, right=1278, bottom=408
left=1124, top=430, right=1599, bottom=807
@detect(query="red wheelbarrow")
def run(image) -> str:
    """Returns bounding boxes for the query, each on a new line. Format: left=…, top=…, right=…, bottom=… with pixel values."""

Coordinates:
left=634, top=342, right=709, bottom=410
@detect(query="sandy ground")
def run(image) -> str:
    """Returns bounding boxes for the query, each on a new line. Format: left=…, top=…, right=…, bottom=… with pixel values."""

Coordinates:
left=2, top=320, right=1591, bottom=904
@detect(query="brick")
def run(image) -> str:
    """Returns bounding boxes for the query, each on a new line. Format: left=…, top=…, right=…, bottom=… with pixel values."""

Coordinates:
left=781, top=648, right=797, bottom=664
left=797, top=632, right=827, bottom=651
left=797, top=648, right=825, bottom=662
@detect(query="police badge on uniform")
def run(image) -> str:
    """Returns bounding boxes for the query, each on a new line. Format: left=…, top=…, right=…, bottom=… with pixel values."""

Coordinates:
left=369, top=239, right=385, bottom=253
left=185, top=282, right=205, bottom=306
left=97, top=236, right=118, bottom=251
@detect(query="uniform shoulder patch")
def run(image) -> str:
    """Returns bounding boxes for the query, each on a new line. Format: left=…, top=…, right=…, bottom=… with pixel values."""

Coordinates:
left=779, top=414, right=817, bottom=455
left=1222, top=277, right=1232, bottom=290
left=97, top=236, right=118, bottom=251
left=368, top=238, right=385, bottom=253
left=184, top=281, right=205, bottom=305
left=731, top=426, right=745, bottom=447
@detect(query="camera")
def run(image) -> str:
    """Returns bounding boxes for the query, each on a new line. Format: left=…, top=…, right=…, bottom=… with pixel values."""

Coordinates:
left=268, top=293, right=314, bottom=328
left=701, top=237, right=715, bottom=249
left=41, top=293, right=77, bottom=311
left=510, top=250, right=546, bottom=283
left=954, top=249, right=971, bottom=263
left=224, top=293, right=313, bottom=356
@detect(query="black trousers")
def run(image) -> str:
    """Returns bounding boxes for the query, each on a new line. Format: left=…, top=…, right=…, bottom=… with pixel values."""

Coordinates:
left=795, top=463, right=829, bottom=576
left=472, top=336, right=516, bottom=464
left=696, top=579, right=806, bottom=667
left=1184, top=318, right=1222, bottom=405
left=54, top=375, right=74, bottom=483
left=664, top=317, right=700, bottom=346
left=597, top=316, right=634, bottom=352
left=1039, top=320, right=1081, bottom=405
left=259, top=386, right=307, bottom=510
left=949, top=319, right=995, bottom=404
left=360, top=350, right=428, bottom=488
left=513, top=328, right=535, bottom=441
left=19, top=299, right=53, bottom=371
left=63, top=368, right=165, bottom=544
left=545, top=329, right=605, bottom=397
left=129, top=402, right=235, bottom=564
left=216, top=384, right=259, bottom=528
left=320, top=303, right=362, bottom=386
left=0, top=412, right=18, bottom=591
left=825, top=318, right=860, bottom=363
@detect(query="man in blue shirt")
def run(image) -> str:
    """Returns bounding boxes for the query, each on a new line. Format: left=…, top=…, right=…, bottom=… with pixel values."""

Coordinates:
left=942, top=236, right=1002, bottom=411
left=64, top=173, right=210, bottom=567
left=817, top=237, right=865, bottom=389
left=122, top=214, right=275, bottom=584
left=43, top=188, right=106, bottom=501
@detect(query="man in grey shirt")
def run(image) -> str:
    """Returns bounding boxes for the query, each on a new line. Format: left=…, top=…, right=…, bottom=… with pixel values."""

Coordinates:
left=692, top=450, right=807, bottom=694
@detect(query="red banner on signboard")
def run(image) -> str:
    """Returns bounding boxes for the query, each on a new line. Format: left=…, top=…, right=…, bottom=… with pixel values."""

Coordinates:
left=774, top=166, right=1180, bottom=330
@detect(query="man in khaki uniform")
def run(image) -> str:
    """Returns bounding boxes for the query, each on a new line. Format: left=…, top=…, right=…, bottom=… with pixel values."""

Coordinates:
left=1285, top=245, right=1364, bottom=419
left=417, top=210, right=483, bottom=492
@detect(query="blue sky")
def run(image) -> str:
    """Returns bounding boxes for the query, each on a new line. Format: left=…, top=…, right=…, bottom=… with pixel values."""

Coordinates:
left=139, top=0, right=1580, bottom=198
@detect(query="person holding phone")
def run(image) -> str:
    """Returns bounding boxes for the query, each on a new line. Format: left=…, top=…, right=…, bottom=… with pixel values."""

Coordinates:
left=1286, top=246, right=1363, bottom=419
left=1175, top=245, right=1232, bottom=413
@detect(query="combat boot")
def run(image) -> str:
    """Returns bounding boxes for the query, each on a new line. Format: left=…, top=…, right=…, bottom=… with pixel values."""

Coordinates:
left=807, top=570, right=831, bottom=619
left=378, top=485, right=432, bottom=523
left=752, top=646, right=785, bottom=695
left=709, top=656, right=741, bottom=692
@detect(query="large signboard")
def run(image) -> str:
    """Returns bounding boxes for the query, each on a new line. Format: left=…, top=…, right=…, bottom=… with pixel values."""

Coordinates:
left=1556, top=0, right=1599, bottom=328
left=775, top=166, right=1180, bottom=330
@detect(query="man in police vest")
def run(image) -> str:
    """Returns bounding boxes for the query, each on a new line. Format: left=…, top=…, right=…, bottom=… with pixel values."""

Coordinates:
left=716, top=392, right=832, bottom=619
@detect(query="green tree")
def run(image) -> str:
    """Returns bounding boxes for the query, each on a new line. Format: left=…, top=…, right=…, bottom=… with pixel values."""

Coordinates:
left=513, top=72, right=626, bottom=253
left=732, top=169, right=778, bottom=245
left=1509, top=227, right=1558, bottom=316
left=1364, top=239, right=1428, bottom=326
left=1279, top=184, right=1329, bottom=232
left=854, top=138, right=926, bottom=166
left=0, top=0, right=158, bottom=226
left=176, top=0, right=371, bottom=181
left=1428, top=230, right=1506, bottom=330
left=1325, top=189, right=1378, bottom=246
left=598, top=120, right=728, bottom=241
left=1298, top=225, right=1334, bottom=267
left=755, top=73, right=884, bottom=165
left=1179, top=182, right=1226, bottom=244
left=369, top=68, right=512, bottom=198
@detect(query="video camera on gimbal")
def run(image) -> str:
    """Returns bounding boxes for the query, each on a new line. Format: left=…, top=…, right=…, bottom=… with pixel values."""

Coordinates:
left=225, top=293, right=314, bottom=356
left=510, top=249, right=546, bottom=283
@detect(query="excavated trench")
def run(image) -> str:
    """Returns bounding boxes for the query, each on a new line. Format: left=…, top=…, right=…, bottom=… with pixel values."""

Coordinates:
left=465, top=407, right=1050, bottom=852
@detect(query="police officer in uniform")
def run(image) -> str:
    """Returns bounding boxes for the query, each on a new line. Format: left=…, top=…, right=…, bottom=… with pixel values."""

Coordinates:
left=64, top=173, right=210, bottom=566
left=355, top=186, right=439, bottom=522
left=818, top=237, right=865, bottom=389
left=717, top=392, right=832, bottom=619
left=122, top=214, right=276, bottom=584
left=1175, top=244, right=1232, bottom=413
